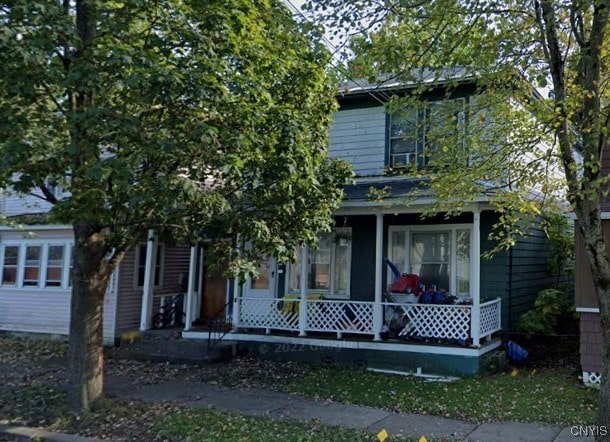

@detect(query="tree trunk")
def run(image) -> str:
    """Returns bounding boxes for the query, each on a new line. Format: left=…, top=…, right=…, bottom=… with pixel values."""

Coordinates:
left=68, top=222, right=113, bottom=411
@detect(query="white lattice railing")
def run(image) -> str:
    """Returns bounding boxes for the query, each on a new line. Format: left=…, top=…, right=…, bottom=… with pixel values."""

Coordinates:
left=306, top=299, right=375, bottom=336
left=236, top=296, right=501, bottom=344
left=238, top=297, right=299, bottom=332
left=479, top=298, right=502, bottom=340
left=383, top=302, right=472, bottom=340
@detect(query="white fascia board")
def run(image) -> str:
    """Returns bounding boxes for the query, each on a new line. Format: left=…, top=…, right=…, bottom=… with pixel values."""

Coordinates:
left=576, top=307, right=600, bottom=313
left=0, top=224, right=72, bottom=231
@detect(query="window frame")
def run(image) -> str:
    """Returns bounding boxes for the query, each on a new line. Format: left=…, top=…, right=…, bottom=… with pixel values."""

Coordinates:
left=387, top=224, right=472, bottom=296
left=286, top=228, right=352, bottom=299
left=388, top=97, right=467, bottom=169
left=134, top=242, right=165, bottom=289
left=0, top=241, right=73, bottom=290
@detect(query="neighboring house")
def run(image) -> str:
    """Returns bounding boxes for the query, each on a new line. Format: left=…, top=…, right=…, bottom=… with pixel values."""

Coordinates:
left=180, top=72, right=563, bottom=376
left=575, top=220, right=608, bottom=386
left=0, top=188, right=191, bottom=345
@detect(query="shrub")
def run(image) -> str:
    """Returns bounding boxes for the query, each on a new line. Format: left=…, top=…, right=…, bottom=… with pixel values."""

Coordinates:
left=516, top=288, right=578, bottom=335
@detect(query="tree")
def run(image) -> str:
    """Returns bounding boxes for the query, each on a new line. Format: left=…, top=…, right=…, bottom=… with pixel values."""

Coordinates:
left=0, top=0, right=351, bottom=411
left=308, top=0, right=610, bottom=432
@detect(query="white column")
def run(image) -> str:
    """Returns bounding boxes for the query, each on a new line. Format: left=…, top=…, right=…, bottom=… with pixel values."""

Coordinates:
left=183, top=245, right=198, bottom=331
left=373, top=213, right=384, bottom=341
left=139, top=229, right=157, bottom=331
left=298, top=246, right=308, bottom=337
left=232, top=237, right=241, bottom=331
left=471, top=210, right=481, bottom=346
left=194, top=246, right=203, bottom=317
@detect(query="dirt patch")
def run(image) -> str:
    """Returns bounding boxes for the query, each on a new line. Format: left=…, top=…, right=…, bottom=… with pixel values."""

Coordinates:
left=508, top=333, right=580, bottom=370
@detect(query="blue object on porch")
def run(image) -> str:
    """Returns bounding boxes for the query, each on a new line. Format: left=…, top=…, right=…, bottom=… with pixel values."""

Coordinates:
left=384, top=257, right=401, bottom=284
left=506, top=341, right=528, bottom=363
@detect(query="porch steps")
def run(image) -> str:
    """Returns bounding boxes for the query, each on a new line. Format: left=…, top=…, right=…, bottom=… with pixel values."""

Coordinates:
left=107, top=331, right=237, bottom=364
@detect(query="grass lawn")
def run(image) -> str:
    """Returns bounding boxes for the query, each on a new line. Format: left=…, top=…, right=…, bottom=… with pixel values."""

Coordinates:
left=280, top=366, right=597, bottom=425
left=155, top=408, right=415, bottom=442
left=0, top=335, right=600, bottom=440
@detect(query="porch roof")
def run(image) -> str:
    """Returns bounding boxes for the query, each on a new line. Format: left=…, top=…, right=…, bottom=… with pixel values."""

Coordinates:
left=342, top=179, right=428, bottom=202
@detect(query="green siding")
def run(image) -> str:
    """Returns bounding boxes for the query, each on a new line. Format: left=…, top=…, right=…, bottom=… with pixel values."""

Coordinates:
left=480, top=211, right=562, bottom=331
left=347, top=216, right=376, bottom=301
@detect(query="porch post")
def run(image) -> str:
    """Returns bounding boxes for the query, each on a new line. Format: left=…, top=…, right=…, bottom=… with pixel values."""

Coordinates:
left=183, top=245, right=198, bottom=331
left=232, top=236, right=241, bottom=331
left=298, top=246, right=308, bottom=337
left=471, top=209, right=481, bottom=346
left=373, top=213, right=383, bottom=341
left=139, top=229, right=157, bottom=331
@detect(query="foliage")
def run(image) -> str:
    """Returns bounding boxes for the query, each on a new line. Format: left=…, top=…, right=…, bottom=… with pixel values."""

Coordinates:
left=0, top=0, right=352, bottom=410
left=542, top=213, right=575, bottom=276
left=516, top=289, right=578, bottom=335
left=0, top=0, right=351, bottom=273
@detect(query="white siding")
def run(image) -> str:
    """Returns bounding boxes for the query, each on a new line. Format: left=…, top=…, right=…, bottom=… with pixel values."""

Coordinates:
left=2, top=189, right=54, bottom=216
left=0, top=227, right=119, bottom=344
left=329, top=106, right=387, bottom=177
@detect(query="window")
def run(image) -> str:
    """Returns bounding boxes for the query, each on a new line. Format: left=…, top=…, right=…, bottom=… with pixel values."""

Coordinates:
left=136, top=243, right=164, bottom=287
left=1, top=246, right=19, bottom=286
left=0, top=242, right=72, bottom=289
left=23, top=246, right=41, bottom=287
left=389, top=226, right=471, bottom=296
left=389, top=98, right=466, bottom=168
left=45, top=245, right=65, bottom=287
left=288, top=229, right=352, bottom=298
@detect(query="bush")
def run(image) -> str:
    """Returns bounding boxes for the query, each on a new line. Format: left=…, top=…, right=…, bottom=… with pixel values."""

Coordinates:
left=516, top=288, right=578, bottom=335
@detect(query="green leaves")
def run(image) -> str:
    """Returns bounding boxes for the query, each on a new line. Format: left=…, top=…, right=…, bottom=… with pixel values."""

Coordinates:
left=0, top=0, right=349, bottom=274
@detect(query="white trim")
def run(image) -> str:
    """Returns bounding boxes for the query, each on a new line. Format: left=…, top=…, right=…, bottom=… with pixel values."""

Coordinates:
left=134, top=242, right=165, bottom=289
left=139, top=230, right=156, bottom=331
left=373, top=214, right=383, bottom=341
left=182, top=331, right=502, bottom=356
left=0, top=240, right=72, bottom=290
left=184, top=246, right=198, bottom=331
left=387, top=223, right=473, bottom=296
left=471, top=210, right=481, bottom=346
left=286, top=228, right=353, bottom=299
left=576, top=307, right=600, bottom=313
left=0, top=224, right=72, bottom=231
left=336, top=197, right=493, bottom=214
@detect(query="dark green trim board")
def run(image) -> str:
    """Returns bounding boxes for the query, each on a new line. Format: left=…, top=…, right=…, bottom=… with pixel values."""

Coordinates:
left=240, top=339, right=498, bottom=377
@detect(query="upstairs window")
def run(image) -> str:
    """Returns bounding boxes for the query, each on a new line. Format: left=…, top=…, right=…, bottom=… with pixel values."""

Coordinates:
left=389, top=98, right=466, bottom=169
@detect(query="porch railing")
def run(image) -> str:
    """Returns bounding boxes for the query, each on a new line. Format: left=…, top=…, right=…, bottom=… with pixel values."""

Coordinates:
left=236, top=296, right=501, bottom=345
left=479, top=298, right=502, bottom=341
left=382, top=301, right=472, bottom=341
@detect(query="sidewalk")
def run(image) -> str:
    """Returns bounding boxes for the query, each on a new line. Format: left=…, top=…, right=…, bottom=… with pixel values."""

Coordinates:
left=104, top=374, right=591, bottom=442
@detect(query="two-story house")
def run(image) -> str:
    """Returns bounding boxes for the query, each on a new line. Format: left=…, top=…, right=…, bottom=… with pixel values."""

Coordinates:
left=181, top=72, right=563, bottom=376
